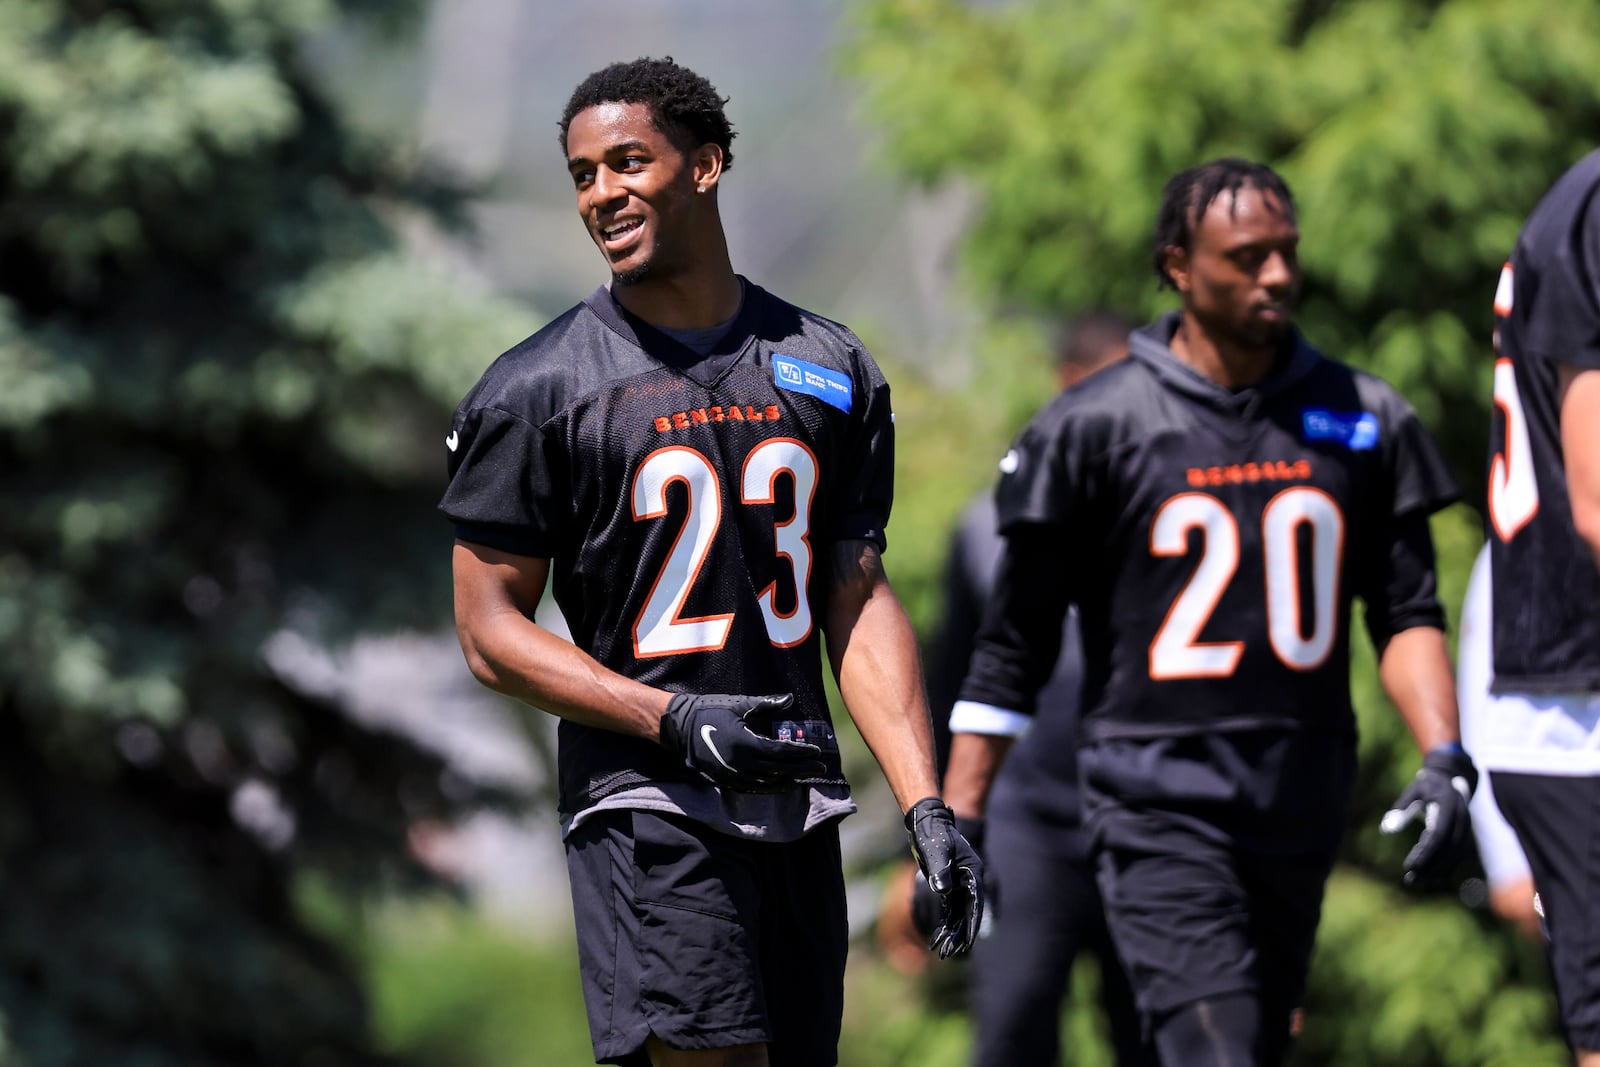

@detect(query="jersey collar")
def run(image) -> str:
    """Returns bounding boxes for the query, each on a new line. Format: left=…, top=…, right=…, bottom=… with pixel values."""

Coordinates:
left=1129, top=311, right=1323, bottom=415
left=583, top=277, right=766, bottom=384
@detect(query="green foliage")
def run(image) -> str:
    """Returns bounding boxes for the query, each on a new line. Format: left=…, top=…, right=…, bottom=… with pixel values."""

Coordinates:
left=0, top=1, right=536, bottom=1061
left=363, top=902, right=594, bottom=1067
left=878, top=316, right=1058, bottom=632
left=1302, top=870, right=1565, bottom=1067
left=844, top=0, right=1600, bottom=503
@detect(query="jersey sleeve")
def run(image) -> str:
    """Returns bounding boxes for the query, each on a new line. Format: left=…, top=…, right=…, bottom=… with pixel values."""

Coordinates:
left=1349, top=392, right=1454, bottom=642
left=1386, top=405, right=1459, bottom=519
left=952, top=403, right=1093, bottom=731
left=826, top=349, right=895, bottom=550
left=1357, top=510, right=1447, bottom=647
left=1519, top=183, right=1600, bottom=372
left=992, top=408, right=1087, bottom=532
left=952, top=523, right=1074, bottom=733
left=437, top=403, right=567, bottom=557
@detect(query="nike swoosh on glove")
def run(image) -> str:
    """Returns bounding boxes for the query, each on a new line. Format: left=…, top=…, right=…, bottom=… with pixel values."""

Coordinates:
left=905, top=797, right=986, bottom=959
left=659, top=692, right=825, bottom=791
left=1380, top=742, right=1479, bottom=886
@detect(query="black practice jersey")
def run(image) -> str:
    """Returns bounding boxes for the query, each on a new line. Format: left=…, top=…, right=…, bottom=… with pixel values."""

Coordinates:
left=1488, top=148, right=1600, bottom=693
left=960, top=313, right=1457, bottom=743
left=439, top=280, right=894, bottom=815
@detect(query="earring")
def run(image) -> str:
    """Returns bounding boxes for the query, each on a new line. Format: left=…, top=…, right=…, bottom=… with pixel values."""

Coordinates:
left=697, top=184, right=707, bottom=193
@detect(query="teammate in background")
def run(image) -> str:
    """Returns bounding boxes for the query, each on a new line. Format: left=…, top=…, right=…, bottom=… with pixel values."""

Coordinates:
left=1456, top=544, right=1541, bottom=943
left=916, top=311, right=1156, bottom=1067
left=1480, top=147, right=1600, bottom=1065
left=440, top=58, right=981, bottom=1067
left=940, top=158, right=1476, bottom=1067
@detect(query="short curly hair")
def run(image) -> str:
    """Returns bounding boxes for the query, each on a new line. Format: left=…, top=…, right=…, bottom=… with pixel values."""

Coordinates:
left=558, top=57, right=737, bottom=171
left=1152, top=158, right=1295, bottom=290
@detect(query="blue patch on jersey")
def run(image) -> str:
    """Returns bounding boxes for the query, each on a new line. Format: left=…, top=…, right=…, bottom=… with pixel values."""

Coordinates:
left=773, top=355, right=852, bottom=413
left=1302, top=408, right=1379, bottom=450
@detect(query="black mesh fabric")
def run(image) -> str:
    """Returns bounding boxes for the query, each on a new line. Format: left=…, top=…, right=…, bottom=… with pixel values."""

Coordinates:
left=441, top=281, right=895, bottom=815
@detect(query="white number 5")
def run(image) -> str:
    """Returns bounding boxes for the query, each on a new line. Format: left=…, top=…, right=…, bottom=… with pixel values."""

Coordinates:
left=1489, top=357, right=1539, bottom=541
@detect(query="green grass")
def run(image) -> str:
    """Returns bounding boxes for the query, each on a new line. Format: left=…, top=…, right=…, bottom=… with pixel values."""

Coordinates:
left=365, top=902, right=593, bottom=1067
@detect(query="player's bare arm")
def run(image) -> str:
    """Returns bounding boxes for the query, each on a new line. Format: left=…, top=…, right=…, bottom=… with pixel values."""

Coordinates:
left=821, top=536, right=941, bottom=812
left=1377, top=625, right=1461, bottom=754
left=941, top=731, right=1015, bottom=821
left=1560, top=363, right=1600, bottom=571
left=451, top=539, right=668, bottom=740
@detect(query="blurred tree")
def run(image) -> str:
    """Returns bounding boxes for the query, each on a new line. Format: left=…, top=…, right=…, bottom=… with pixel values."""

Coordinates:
left=0, top=1, right=535, bottom=1063
left=845, top=0, right=1600, bottom=505
left=844, top=0, right=1597, bottom=1063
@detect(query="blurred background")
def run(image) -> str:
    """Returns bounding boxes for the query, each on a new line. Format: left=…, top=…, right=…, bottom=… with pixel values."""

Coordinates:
left=2, top=0, right=1597, bottom=1063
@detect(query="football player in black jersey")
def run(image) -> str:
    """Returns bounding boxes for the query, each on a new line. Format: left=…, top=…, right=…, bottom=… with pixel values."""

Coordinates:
left=1479, top=148, right=1600, bottom=1066
left=439, top=58, right=981, bottom=1067
left=940, top=159, right=1475, bottom=1067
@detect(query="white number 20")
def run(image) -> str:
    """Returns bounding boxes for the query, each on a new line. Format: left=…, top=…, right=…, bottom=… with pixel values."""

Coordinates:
left=1149, top=486, right=1344, bottom=679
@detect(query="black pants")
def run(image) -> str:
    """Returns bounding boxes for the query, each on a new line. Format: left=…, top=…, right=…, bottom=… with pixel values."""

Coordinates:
left=1094, top=813, right=1336, bottom=1066
left=969, top=811, right=1155, bottom=1066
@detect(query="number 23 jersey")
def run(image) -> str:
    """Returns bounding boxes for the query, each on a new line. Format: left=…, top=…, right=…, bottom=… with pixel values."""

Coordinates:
left=438, top=281, right=894, bottom=811
left=964, top=314, right=1457, bottom=741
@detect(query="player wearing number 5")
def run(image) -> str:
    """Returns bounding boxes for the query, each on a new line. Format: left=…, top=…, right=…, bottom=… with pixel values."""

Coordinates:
left=440, top=58, right=980, bottom=1067
left=941, top=159, right=1474, bottom=1067
left=1481, top=148, right=1600, bottom=1066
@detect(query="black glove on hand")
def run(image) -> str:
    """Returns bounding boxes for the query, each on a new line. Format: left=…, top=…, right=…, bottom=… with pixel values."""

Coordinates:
left=659, top=692, right=825, bottom=791
left=910, top=815, right=988, bottom=944
left=904, top=797, right=986, bottom=959
left=1380, top=743, right=1479, bottom=886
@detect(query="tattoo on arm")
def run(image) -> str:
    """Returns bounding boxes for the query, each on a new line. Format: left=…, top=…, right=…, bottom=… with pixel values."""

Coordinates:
left=828, top=538, right=883, bottom=593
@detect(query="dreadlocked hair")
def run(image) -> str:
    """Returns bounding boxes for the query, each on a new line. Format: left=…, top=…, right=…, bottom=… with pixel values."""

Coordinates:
left=1151, top=159, right=1295, bottom=289
left=558, top=56, right=737, bottom=170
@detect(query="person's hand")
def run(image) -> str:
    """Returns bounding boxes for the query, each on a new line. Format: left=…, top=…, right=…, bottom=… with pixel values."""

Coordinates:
left=909, top=814, right=990, bottom=948
left=659, top=692, right=824, bottom=791
left=1380, top=742, right=1479, bottom=886
left=904, top=797, right=985, bottom=958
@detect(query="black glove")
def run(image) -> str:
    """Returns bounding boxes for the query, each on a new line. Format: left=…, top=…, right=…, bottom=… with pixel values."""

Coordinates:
left=659, top=692, right=825, bottom=791
left=1380, top=742, right=1479, bottom=886
left=910, top=815, right=989, bottom=943
left=904, top=797, right=985, bottom=959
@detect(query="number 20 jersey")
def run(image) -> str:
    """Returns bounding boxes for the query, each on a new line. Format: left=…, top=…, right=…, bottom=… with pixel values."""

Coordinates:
left=1488, top=148, right=1600, bottom=693
left=963, top=314, right=1458, bottom=741
left=438, top=281, right=894, bottom=815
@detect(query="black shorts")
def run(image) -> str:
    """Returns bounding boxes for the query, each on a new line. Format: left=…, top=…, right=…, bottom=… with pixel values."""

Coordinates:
left=1490, top=771, right=1600, bottom=1051
left=564, top=809, right=848, bottom=1066
left=1093, top=811, right=1337, bottom=1029
left=969, top=809, right=1149, bottom=1067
